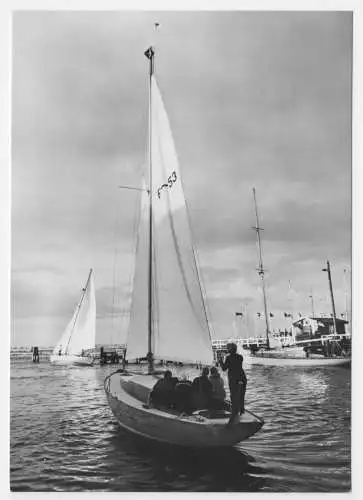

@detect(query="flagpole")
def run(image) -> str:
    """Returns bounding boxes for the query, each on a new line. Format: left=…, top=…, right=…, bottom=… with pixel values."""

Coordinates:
left=309, top=288, right=315, bottom=318
left=252, top=188, right=270, bottom=349
left=288, top=280, right=295, bottom=322
left=244, top=303, right=249, bottom=335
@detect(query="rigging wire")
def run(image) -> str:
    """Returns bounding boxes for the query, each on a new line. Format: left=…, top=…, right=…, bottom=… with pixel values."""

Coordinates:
left=184, top=190, right=216, bottom=345
left=111, top=208, right=120, bottom=347
left=125, top=174, right=147, bottom=353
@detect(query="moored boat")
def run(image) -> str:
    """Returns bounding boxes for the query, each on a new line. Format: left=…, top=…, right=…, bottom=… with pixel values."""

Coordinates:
left=50, top=353, right=95, bottom=366
left=242, top=345, right=351, bottom=367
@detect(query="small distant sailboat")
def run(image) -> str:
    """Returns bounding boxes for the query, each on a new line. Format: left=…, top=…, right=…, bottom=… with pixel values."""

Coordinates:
left=104, top=46, right=264, bottom=447
left=243, top=191, right=350, bottom=368
left=50, top=269, right=96, bottom=366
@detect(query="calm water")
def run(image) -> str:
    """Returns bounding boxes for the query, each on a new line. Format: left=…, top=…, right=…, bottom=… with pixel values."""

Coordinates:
left=10, top=360, right=351, bottom=492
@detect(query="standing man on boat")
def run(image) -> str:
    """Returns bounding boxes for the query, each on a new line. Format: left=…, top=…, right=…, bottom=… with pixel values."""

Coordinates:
left=220, top=343, right=247, bottom=423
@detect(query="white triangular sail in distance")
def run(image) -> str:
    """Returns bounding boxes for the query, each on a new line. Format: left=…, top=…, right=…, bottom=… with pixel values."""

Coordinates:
left=52, top=308, right=79, bottom=355
left=126, top=76, right=213, bottom=366
left=53, top=270, right=96, bottom=356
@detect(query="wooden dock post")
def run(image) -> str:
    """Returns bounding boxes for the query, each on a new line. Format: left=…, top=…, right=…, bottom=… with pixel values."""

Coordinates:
left=32, top=346, right=39, bottom=363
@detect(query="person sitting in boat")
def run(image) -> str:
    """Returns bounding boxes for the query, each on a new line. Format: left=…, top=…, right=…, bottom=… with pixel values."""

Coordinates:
left=174, top=378, right=194, bottom=415
left=220, top=343, right=247, bottom=423
left=149, top=370, right=178, bottom=410
left=192, top=367, right=213, bottom=410
left=208, top=366, right=226, bottom=410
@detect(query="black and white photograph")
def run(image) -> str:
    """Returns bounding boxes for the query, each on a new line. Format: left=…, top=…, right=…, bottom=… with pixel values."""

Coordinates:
left=7, top=6, right=355, bottom=494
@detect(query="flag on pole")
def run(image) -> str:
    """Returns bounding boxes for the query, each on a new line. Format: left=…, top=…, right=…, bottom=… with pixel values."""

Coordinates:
left=235, top=312, right=243, bottom=317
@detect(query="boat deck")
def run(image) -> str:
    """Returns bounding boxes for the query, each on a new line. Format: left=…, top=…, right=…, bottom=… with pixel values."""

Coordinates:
left=106, top=372, right=261, bottom=427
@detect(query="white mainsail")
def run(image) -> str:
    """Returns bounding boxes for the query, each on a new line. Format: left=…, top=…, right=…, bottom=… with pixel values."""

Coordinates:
left=126, top=76, right=213, bottom=366
left=52, top=270, right=96, bottom=356
left=126, top=185, right=149, bottom=360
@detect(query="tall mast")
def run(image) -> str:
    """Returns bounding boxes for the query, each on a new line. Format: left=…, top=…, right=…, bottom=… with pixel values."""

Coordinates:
left=145, top=46, right=155, bottom=373
left=322, top=260, right=338, bottom=335
left=65, top=268, right=93, bottom=354
left=252, top=188, right=270, bottom=349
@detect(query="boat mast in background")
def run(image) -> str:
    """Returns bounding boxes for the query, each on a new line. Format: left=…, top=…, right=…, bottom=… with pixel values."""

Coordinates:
left=309, top=288, right=315, bottom=318
left=322, top=260, right=338, bottom=335
left=343, top=268, right=349, bottom=325
left=252, top=188, right=270, bottom=349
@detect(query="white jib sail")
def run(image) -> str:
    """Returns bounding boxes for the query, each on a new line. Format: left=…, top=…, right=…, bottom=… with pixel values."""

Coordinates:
left=52, top=308, right=79, bottom=355
left=53, top=271, right=96, bottom=356
left=127, top=76, right=214, bottom=366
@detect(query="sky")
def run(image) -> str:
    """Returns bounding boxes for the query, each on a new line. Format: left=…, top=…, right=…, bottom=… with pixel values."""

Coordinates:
left=11, top=11, right=352, bottom=347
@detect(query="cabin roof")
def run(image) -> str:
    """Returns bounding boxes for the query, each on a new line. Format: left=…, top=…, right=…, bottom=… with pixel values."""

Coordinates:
left=293, top=316, right=348, bottom=326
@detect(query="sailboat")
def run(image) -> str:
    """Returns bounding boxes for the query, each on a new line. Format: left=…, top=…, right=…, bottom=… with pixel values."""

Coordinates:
left=104, top=47, right=264, bottom=447
left=50, top=269, right=96, bottom=366
left=242, top=191, right=350, bottom=368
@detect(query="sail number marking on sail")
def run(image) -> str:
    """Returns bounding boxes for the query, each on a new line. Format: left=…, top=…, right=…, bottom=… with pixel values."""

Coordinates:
left=157, top=171, right=177, bottom=198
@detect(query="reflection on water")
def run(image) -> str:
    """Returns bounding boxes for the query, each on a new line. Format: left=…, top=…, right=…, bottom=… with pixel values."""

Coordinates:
left=10, top=361, right=351, bottom=492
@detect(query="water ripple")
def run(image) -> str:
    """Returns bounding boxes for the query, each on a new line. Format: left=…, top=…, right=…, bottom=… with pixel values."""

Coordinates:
left=10, top=361, right=351, bottom=492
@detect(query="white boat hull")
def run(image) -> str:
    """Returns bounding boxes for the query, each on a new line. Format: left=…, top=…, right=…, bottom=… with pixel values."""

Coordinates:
left=104, top=372, right=264, bottom=448
left=242, top=351, right=350, bottom=367
left=49, top=354, right=95, bottom=366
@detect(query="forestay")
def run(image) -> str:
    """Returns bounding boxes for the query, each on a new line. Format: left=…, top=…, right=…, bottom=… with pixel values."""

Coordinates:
left=126, top=76, right=213, bottom=366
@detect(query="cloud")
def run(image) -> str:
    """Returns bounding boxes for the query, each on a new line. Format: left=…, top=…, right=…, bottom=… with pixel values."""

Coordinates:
left=12, top=12, right=352, bottom=344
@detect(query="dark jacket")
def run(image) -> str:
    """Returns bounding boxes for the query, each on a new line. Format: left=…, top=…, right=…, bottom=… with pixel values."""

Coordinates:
left=191, top=375, right=213, bottom=409
left=192, top=376, right=213, bottom=396
left=150, top=377, right=177, bottom=408
left=174, top=381, right=194, bottom=414
left=221, top=353, right=247, bottom=385
left=209, top=374, right=226, bottom=401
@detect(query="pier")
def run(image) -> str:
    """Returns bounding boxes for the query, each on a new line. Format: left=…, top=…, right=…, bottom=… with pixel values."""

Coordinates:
left=11, top=346, right=53, bottom=362
left=10, top=344, right=127, bottom=364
